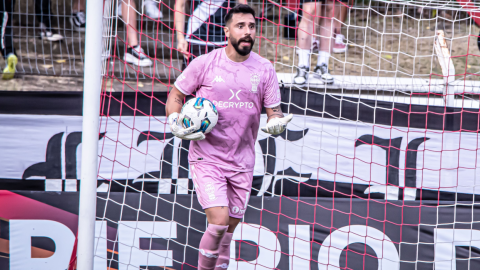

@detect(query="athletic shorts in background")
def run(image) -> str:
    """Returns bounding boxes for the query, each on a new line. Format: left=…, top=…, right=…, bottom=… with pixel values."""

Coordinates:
left=190, top=163, right=252, bottom=219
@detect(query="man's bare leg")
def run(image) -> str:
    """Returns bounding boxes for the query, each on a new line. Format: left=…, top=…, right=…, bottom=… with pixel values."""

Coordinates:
left=314, top=2, right=334, bottom=84
left=197, top=207, right=241, bottom=270
left=319, top=2, right=334, bottom=57
left=332, top=1, right=348, bottom=53
left=333, top=1, right=347, bottom=35
left=294, top=2, right=321, bottom=84
left=72, top=0, right=85, bottom=12
left=122, top=0, right=139, bottom=47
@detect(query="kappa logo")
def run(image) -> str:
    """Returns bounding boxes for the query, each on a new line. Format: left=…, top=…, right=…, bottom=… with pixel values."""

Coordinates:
left=215, top=263, right=229, bottom=269
left=212, top=75, right=225, bottom=83
left=229, top=89, right=241, bottom=100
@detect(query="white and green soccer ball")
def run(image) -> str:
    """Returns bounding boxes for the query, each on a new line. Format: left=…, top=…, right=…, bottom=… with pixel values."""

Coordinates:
left=181, top=97, right=219, bottom=134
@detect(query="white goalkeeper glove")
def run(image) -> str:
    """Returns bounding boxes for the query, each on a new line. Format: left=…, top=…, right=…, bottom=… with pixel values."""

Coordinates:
left=261, top=114, right=293, bottom=135
left=168, top=112, right=205, bottom=141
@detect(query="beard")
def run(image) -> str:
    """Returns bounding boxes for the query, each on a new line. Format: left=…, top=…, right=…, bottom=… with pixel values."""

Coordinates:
left=230, top=36, right=255, bottom=56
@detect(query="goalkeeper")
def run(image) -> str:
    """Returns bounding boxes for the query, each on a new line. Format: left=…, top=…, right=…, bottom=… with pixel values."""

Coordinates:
left=165, top=4, right=293, bottom=269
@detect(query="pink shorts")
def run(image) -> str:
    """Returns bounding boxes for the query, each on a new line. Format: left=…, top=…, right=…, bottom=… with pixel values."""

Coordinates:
left=190, top=163, right=253, bottom=219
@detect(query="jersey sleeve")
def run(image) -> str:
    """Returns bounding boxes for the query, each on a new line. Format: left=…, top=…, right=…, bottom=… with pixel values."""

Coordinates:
left=263, top=65, right=281, bottom=108
left=174, top=56, right=205, bottom=95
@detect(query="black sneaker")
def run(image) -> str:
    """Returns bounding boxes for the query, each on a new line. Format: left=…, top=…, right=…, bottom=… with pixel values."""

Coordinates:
left=39, top=23, right=63, bottom=41
left=124, top=45, right=153, bottom=67
left=293, top=66, right=309, bottom=85
left=314, top=64, right=334, bottom=84
left=70, top=12, right=86, bottom=32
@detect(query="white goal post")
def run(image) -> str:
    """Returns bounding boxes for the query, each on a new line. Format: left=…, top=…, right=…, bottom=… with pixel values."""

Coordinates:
left=77, top=0, right=105, bottom=269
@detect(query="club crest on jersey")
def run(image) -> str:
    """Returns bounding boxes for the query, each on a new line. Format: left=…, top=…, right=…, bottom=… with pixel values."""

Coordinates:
left=250, top=73, right=260, bottom=93
left=204, top=182, right=216, bottom=201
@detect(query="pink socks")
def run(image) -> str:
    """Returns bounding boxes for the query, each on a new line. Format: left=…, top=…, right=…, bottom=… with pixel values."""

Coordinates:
left=198, top=224, right=229, bottom=270
left=214, top=232, right=233, bottom=270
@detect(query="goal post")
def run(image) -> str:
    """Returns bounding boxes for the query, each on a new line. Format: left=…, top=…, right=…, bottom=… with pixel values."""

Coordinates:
left=77, top=0, right=105, bottom=269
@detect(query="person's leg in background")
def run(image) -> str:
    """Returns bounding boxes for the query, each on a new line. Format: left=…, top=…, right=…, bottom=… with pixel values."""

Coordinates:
left=35, top=0, right=64, bottom=41
left=293, top=1, right=321, bottom=85
left=314, top=0, right=334, bottom=84
left=332, top=0, right=347, bottom=53
left=121, top=0, right=153, bottom=67
left=0, top=0, right=17, bottom=80
left=70, top=0, right=86, bottom=31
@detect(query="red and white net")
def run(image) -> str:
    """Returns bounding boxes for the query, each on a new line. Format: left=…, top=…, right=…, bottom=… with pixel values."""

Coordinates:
left=93, top=0, right=480, bottom=269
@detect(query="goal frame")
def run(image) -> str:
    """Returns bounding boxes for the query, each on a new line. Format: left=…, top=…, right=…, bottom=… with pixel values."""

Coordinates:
left=77, top=0, right=105, bottom=269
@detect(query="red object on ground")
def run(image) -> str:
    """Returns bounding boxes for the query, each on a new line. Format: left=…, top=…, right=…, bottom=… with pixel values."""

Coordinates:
left=456, top=0, right=480, bottom=27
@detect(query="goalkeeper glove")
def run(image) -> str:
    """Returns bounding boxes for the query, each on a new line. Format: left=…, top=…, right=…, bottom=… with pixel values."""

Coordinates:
left=261, top=114, right=293, bottom=135
left=168, top=112, right=205, bottom=141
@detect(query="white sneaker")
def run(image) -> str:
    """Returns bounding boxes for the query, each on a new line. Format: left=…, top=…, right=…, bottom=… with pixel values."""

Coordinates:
left=333, top=34, right=347, bottom=54
left=124, top=45, right=153, bottom=67
left=39, top=23, right=64, bottom=41
left=144, top=0, right=163, bottom=19
left=41, top=31, right=64, bottom=41
left=314, top=64, right=334, bottom=84
left=293, top=66, right=309, bottom=85
left=70, top=12, right=86, bottom=32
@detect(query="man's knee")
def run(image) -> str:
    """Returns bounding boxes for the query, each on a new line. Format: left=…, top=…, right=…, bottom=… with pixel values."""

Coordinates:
left=206, top=206, right=230, bottom=226
left=302, top=2, right=320, bottom=19
left=322, top=2, right=335, bottom=15
left=209, top=218, right=229, bottom=226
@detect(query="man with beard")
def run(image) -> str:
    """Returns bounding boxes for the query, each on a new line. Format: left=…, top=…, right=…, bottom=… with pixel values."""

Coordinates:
left=165, top=5, right=293, bottom=269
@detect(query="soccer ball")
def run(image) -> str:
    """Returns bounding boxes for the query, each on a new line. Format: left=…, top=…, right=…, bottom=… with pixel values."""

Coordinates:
left=181, top=97, right=219, bottom=134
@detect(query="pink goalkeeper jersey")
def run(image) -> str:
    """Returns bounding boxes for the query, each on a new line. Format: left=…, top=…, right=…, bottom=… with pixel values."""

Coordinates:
left=174, top=48, right=281, bottom=171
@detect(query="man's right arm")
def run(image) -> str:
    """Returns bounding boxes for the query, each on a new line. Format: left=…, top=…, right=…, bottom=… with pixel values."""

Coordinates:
left=165, top=86, right=205, bottom=140
left=166, top=86, right=186, bottom=117
left=174, top=0, right=189, bottom=59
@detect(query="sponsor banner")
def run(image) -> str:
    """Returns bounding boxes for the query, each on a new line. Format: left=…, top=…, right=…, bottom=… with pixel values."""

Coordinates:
left=1, top=191, right=480, bottom=269
left=2, top=113, right=480, bottom=199
left=1, top=90, right=479, bottom=201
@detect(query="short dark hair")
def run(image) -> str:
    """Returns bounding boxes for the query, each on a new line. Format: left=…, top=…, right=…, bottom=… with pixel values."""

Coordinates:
left=224, top=4, right=256, bottom=25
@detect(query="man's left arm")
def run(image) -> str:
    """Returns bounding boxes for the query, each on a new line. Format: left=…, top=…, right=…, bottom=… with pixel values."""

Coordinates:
left=261, top=105, right=293, bottom=135
left=261, top=67, right=293, bottom=135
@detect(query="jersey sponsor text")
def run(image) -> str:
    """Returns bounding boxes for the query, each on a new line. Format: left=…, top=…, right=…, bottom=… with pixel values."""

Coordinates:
left=212, top=100, right=254, bottom=110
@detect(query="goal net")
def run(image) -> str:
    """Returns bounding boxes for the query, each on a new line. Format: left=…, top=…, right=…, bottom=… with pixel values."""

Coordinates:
left=91, top=0, right=480, bottom=269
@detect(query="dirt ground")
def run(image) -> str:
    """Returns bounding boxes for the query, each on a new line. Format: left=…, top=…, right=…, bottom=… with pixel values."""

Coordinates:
left=2, top=2, right=479, bottom=90
left=254, top=6, right=480, bottom=83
